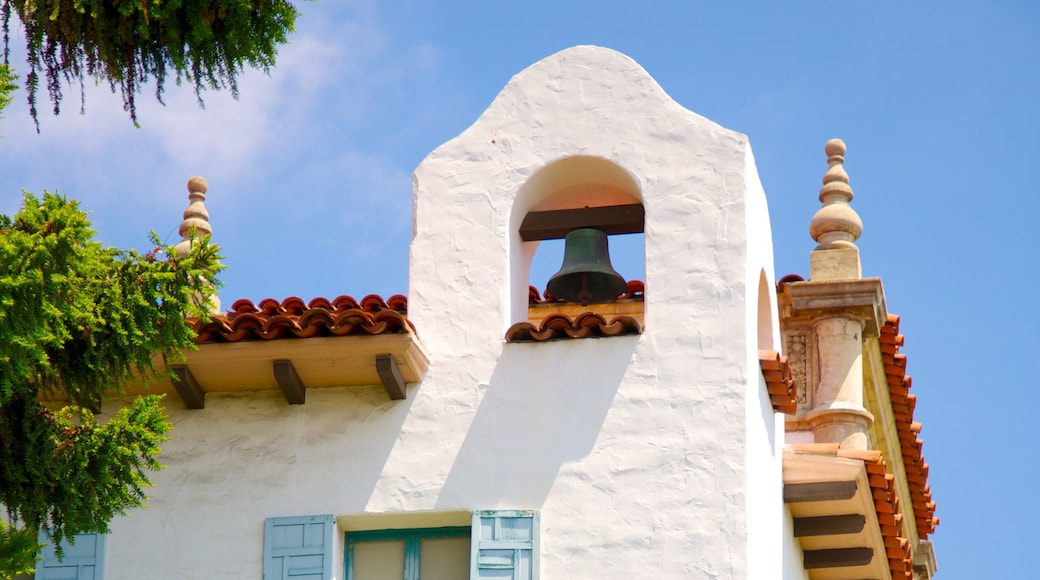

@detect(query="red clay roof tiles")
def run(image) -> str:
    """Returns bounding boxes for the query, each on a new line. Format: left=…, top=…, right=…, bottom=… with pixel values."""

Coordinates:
left=511, top=281, right=645, bottom=342
left=759, top=350, right=798, bottom=414
left=882, top=314, right=939, bottom=539
left=191, top=294, right=413, bottom=343
left=506, top=312, right=642, bottom=342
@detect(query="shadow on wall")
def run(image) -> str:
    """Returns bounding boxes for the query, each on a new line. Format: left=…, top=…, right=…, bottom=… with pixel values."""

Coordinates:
left=436, top=335, right=639, bottom=509
left=144, top=386, right=416, bottom=521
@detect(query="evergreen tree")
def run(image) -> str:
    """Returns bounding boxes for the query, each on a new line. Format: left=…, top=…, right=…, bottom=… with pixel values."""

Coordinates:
left=0, top=192, right=221, bottom=577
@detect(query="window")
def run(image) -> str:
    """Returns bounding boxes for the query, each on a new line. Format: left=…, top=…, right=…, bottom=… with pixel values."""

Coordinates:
left=345, top=526, right=470, bottom=580
left=35, top=532, right=106, bottom=580
left=342, top=511, right=539, bottom=580
left=264, top=515, right=337, bottom=580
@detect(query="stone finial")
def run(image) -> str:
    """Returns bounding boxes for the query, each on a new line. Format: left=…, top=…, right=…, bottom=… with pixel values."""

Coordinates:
left=808, top=139, right=863, bottom=281
left=173, top=176, right=220, bottom=313
left=809, top=139, right=863, bottom=250
left=174, top=176, right=212, bottom=259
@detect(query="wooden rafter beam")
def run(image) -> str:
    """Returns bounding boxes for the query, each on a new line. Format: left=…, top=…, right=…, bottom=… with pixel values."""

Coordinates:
left=803, top=547, right=874, bottom=569
left=793, top=514, right=866, bottom=537
left=519, top=204, right=645, bottom=241
left=170, top=364, right=205, bottom=410
left=783, top=480, right=858, bottom=503
left=376, top=354, right=407, bottom=400
left=273, top=360, right=306, bottom=405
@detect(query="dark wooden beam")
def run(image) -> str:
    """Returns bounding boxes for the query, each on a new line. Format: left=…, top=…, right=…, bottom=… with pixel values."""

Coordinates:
left=793, top=514, right=866, bottom=537
left=519, top=204, right=645, bottom=241
left=274, top=360, right=306, bottom=405
left=783, top=481, right=858, bottom=503
left=376, top=354, right=407, bottom=400
left=170, top=364, right=205, bottom=410
left=803, top=547, right=874, bottom=569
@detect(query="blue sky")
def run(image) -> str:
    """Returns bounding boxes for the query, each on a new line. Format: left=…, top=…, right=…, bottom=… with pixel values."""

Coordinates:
left=3, top=1, right=1037, bottom=575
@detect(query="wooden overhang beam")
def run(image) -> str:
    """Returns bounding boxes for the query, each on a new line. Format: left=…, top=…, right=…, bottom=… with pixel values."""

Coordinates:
left=274, top=360, right=306, bottom=405
left=56, top=335, right=433, bottom=409
left=782, top=449, right=891, bottom=578
left=783, top=480, right=857, bottom=503
left=376, top=354, right=407, bottom=400
left=803, top=547, right=874, bottom=569
left=170, top=364, right=205, bottom=409
left=793, top=514, right=866, bottom=537
left=519, top=204, right=645, bottom=241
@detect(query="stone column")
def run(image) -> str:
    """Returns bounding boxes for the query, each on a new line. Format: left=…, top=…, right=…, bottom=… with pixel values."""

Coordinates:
left=805, top=316, right=873, bottom=449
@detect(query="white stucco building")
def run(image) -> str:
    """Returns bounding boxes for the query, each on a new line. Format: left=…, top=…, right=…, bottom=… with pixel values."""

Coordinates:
left=36, top=46, right=937, bottom=579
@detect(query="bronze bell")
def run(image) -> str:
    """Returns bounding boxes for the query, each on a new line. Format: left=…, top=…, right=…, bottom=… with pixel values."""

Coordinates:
left=546, top=228, right=626, bottom=306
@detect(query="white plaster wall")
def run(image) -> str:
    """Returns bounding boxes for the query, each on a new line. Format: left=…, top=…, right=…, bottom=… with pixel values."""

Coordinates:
left=103, top=388, right=405, bottom=578
left=97, top=46, right=790, bottom=579
left=742, top=139, right=788, bottom=580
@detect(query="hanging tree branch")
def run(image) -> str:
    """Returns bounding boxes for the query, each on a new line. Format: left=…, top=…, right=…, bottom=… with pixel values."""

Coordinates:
left=1, top=0, right=301, bottom=129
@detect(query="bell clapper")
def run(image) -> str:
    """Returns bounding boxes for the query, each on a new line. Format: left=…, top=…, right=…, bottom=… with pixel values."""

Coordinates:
left=578, top=272, right=591, bottom=306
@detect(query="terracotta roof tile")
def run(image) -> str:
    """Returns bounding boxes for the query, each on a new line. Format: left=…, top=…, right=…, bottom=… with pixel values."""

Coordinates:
left=192, top=294, right=413, bottom=343
left=505, top=312, right=642, bottom=342
left=882, top=314, right=938, bottom=538
left=528, top=280, right=645, bottom=304
left=758, top=350, right=797, bottom=414
left=776, top=273, right=806, bottom=289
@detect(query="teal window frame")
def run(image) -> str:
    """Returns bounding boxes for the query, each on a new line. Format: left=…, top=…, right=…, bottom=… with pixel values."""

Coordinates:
left=344, top=526, right=470, bottom=580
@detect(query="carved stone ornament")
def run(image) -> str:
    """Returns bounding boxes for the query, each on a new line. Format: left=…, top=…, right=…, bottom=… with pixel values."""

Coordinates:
left=786, top=333, right=809, bottom=408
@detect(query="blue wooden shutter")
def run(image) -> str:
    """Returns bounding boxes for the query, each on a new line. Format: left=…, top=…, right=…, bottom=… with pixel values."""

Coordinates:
left=35, top=533, right=106, bottom=580
left=264, top=515, right=336, bottom=580
left=471, top=510, right=539, bottom=580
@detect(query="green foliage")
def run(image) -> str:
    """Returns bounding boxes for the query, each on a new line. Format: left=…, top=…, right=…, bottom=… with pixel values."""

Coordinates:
left=0, top=63, right=16, bottom=121
left=1, top=0, right=302, bottom=128
left=0, top=519, right=40, bottom=577
left=0, top=192, right=221, bottom=405
left=0, top=192, right=222, bottom=576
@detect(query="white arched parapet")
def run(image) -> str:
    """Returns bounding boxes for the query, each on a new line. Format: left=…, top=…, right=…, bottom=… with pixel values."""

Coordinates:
left=410, top=45, right=752, bottom=350
left=757, top=269, right=776, bottom=351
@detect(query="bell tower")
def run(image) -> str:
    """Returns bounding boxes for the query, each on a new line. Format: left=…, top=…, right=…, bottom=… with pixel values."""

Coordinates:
left=406, top=46, right=787, bottom=578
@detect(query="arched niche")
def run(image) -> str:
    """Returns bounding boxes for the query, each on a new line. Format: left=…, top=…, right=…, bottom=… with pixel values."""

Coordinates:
left=508, top=156, right=645, bottom=325
left=756, top=269, right=775, bottom=352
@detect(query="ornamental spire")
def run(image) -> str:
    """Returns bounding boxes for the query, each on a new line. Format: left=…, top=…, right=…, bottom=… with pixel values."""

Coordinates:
left=174, top=176, right=212, bottom=259
left=809, top=139, right=862, bottom=250
left=808, top=139, right=863, bottom=281
left=174, top=176, right=220, bottom=313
